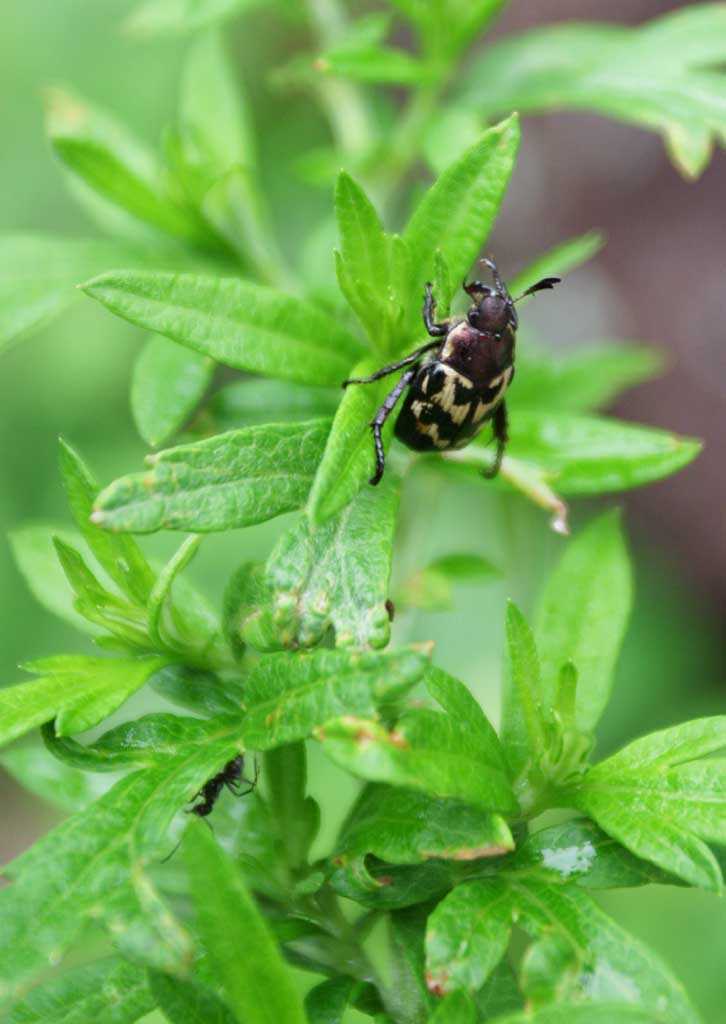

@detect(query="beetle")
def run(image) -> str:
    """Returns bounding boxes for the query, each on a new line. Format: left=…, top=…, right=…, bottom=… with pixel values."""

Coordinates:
left=342, top=257, right=560, bottom=485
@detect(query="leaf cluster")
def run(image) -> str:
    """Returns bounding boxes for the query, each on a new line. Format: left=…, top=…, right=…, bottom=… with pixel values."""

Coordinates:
left=0, top=2, right=718, bottom=1023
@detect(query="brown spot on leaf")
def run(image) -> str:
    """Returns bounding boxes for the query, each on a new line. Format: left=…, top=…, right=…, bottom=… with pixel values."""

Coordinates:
left=425, top=843, right=512, bottom=861
left=389, top=730, right=409, bottom=749
left=426, top=970, right=449, bottom=996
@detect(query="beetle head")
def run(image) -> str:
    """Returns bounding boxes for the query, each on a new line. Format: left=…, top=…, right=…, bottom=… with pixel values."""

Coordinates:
left=466, top=289, right=513, bottom=334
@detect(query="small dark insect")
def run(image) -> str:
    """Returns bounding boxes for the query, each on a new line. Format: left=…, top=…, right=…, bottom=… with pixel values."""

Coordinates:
left=343, top=258, right=560, bottom=485
left=190, top=754, right=257, bottom=818
left=162, top=754, right=257, bottom=862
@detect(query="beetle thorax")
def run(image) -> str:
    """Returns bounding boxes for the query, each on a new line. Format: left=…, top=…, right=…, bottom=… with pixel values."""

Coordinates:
left=440, top=319, right=514, bottom=388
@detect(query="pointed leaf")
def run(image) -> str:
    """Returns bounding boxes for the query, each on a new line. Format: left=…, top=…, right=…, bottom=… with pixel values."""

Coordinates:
left=82, top=271, right=362, bottom=385
left=92, top=419, right=331, bottom=534
left=132, top=335, right=214, bottom=447
left=184, top=818, right=306, bottom=1024
left=535, top=510, right=632, bottom=733
left=404, top=116, right=519, bottom=334
left=0, top=655, right=167, bottom=747
left=502, top=600, right=547, bottom=781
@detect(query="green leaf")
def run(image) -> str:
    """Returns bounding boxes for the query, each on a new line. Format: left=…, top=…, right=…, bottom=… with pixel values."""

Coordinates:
left=404, top=116, right=519, bottom=335
left=506, top=880, right=700, bottom=1023
left=455, top=8, right=726, bottom=179
left=489, top=1006, right=661, bottom=1024
left=8, top=524, right=99, bottom=633
left=242, top=648, right=426, bottom=751
left=0, top=655, right=167, bottom=747
left=46, top=88, right=209, bottom=246
left=319, top=45, right=429, bottom=86
left=82, top=271, right=363, bottom=385
left=317, top=708, right=517, bottom=813
left=513, top=342, right=663, bottom=414
left=91, top=419, right=330, bottom=534
left=184, top=818, right=306, bottom=1024
left=148, top=972, right=238, bottom=1024
left=535, top=510, right=632, bottom=734
left=395, top=552, right=498, bottom=611
left=0, top=718, right=241, bottom=1001
left=223, top=561, right=281, bottom=656
left=337, top=784, right=514, bottom=865
left=0, top=234, right=155, bottom=353
left=5, top=957, right=154, bottom=1024
left=387, top=904, right=436, bottom=1023
left=265, top=471, right=399, bottom=649
left=146, top=535, right=217, bottom=659
left=501, top=600, right=548, bottom=784
left=425, top=879, right=514, bottom=994
left=573, top=718, right=726, bottom=892
left=59, top=438, right=156, bottom=604
left=132, top=335, right=214, bottom=447
left=151, top=664, right=243, bottom=716
left=335, top=172, right=387, bottom=339
left=264, top=742, right=319, bottom=872
left=306, top=356, right=393, bottom=526
left=503, top=410, right=702, bottom=494
left=511, top=819, right=675, bottom=889
left=179, top=29, right=256, bottom=188
left=200, top=379, right=340, bottom=432
left=473, top=961, right=522, bottom=1019
left=509, top=231, right=604, bottom=297
left=428, top=991, right=476, bottom=1023
left=125, top=0, right=263, bottom=37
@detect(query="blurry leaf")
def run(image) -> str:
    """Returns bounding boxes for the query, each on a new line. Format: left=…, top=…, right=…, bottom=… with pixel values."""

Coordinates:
left=199, top=378, right=340, bottom=433
left=501, top=600, right=547, bottom=785
left=574, top=718, right=726, bottom=892
left=306, top=356, right=394, bottom=526
left=0, top=718, right=241, bottom=1001
left=425, top=879, right=513, bottom=994
left=336, top=784, right=513, bottom=865
left=265, top=471, right=399, bottom=649
left=488, top=1006, right=661, bottom=1024
left=304, top=976, right=368, bottom=1024
left=422, top=108, right=484, bottom=176
left=0, top=743, right=113, bottom=813
left=132, top=335, right=214, bottom=447
left=535, top=510, right=632, bottom=734
left=46, top=88, right=209, bottom=246
left=8, top=524, right=99, bottom=633
left=5, top=956, right=154, bottom=1024
left=184, top=819, right=306, bottom=1024
left=91, top=419, right=330, bottom=533
left=455, top=8, right=726, bottom=179
left=511, top=819, right=675, bottom=889
left=507, top=881, right=700, bottom=1023
left=179, top=29, right=256, bottom=187
left=148, top=972, right=238, bottom=1024
left=125, top=0, right=264, bottom=37
left=0, top=234, right=154, bottom=352
left=265, top=742, right=319, bottom=871
left=473, top=961, right=522, bottom=1019
left=52, top=537, right=151, bottom=649
left=395, top=552, right=498, bottom=611
left=151, top=664, right=243, bottom=716
left=82, top=270, right=362, bottom=385
left=319, top=45, right=429, bottom=86
left=509, top=231, right=604, bottom=297
left=513, top=342, right=663, bottom=414
left=317, top=708, right=517, bottom=813
left=387, top=904, right=436, bottom=1023
left=503, top=410, right=702, bottom=494
left=428, top=990, right=476, bottom=1023
left=242, top=648, right=426, bottom=750
left=146, top=535, right=212, bottom=657
left=223, top=562, right=281, bottom=656
left=330, top=856, right=460, bottom=912
left=404, top=116, right=519, bottom=336
left=0, top=655, right=167, bottom=747
left=59, top=439, right=156, bottom=604
left=520, top=930, right=581, bottom=1009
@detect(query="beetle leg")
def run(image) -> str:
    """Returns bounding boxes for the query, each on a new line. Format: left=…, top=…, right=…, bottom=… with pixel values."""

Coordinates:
left=370, top=368, right=418, bottom=486
left=342, top=342, right=438, bottom=387
left=482, top=400, right=508, bottom=480
left=423, top=282, right=448, bottom=337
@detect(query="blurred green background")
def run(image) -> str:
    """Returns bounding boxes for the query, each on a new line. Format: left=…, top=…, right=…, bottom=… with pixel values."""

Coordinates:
left=1, top=1, right=724, bottom=1020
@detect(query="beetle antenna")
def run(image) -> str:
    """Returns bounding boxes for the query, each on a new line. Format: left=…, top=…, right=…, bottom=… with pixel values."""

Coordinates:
left=513, top=277, right=561, bottom=303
